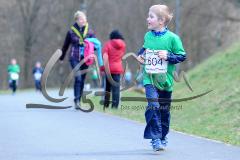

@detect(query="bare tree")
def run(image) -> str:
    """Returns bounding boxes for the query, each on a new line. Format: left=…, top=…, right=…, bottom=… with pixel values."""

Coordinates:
left=17, top=0, right=52, bottom=87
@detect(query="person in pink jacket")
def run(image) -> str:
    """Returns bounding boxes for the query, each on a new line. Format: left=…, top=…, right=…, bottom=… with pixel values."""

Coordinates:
left=102, top=30, right=126, bottom=109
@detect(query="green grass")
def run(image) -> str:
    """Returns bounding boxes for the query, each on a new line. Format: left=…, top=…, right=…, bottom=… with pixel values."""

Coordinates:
left=88, top=43, right=240, bottom=146
left=171, top=43, right=240, bottom=145
left=0, top=90, right=11, bottom=94
left=0, top=88, right=36, bottom=95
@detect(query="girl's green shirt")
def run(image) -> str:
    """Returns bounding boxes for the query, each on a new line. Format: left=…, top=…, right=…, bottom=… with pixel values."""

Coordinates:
left=142, top=30, right=185, bottom=91
left=7, top=64, right=20, bottom=73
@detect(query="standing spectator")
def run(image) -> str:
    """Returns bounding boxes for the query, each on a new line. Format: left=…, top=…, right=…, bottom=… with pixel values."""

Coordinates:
left=59, top=11, right=102, bottom=110
left=102, top=30, right=126, bottom=109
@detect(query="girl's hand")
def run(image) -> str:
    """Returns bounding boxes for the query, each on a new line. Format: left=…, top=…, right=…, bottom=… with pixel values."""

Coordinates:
left=158, top=50, right=168, bottom=60
left=137, top=55, right=145, bottom=64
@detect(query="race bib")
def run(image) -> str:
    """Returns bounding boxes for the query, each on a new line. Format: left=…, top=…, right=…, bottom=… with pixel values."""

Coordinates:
left=34, top=72, right=42, bottom=80
left=144, top=49, right=168, bottom=74
left=10, top=73, right=19, bottom=80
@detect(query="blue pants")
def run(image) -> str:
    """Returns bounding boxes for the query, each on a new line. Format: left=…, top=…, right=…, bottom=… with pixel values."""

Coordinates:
left=144, top=84, right=172, bottom=140
left=104, top=74, right=121, bottom=108
left=35, top=80, right=41, bottom=91
left=70, top=57, right=88, bottom=102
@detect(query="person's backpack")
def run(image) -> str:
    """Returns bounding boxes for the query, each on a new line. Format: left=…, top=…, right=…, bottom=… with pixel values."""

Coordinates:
left=83, top=40, right=95, bottom=66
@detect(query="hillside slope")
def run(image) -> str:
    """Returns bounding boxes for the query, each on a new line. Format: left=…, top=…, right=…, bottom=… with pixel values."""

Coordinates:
left=172, top=43, right=240, bottom=145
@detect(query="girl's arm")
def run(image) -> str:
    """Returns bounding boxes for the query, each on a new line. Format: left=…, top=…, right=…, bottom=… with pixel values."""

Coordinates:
left=32, top=68, right=36, bottom=74
left=137, top=48, right=146, bottom=64
left=17, top=65, right=20, bottom=73
left=137, top=47, right=146, bottom=56
left=168, top=35, right=187, bottom=64
left=121, top=42, right=126, bottom=58
left=167, top=52, right=186, bottom=64
left=60, top=31, right=71, bottom=61
left=101, top=42, right=110, bottom=71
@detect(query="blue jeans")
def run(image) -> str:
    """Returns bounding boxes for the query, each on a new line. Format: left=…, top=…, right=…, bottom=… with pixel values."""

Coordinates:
left=69, top=57, right=88, bottom=102
left=144, top=84, right=172, bottom=140
left=104, top=74, right=121, bottom=108
left=35, top=80, right=41, bottom=91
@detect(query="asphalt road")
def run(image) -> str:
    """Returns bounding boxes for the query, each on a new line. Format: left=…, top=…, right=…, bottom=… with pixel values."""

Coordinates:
left=0, top=90, right=239, bottom=160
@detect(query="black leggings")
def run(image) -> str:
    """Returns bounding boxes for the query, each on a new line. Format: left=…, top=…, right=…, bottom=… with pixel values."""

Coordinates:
left=104, top=74, right=121, bottom=108
left=9, top=80, right=17, bottom=93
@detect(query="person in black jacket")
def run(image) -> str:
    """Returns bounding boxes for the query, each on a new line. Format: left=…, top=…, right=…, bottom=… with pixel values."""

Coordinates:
left=59, top=11, right=96, bottom=109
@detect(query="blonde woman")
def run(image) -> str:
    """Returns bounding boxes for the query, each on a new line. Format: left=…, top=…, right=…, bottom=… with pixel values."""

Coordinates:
left=60, top=11, right=96, bottom=109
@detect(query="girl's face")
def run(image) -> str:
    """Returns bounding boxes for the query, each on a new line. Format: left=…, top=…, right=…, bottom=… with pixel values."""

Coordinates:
left=11, top=59, right=16, bottom=65
left=36, top=62, right=41, bottom=68
left=147, top=11, right=164, bottom=31
left=76, top=16, right=87, bottom=27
